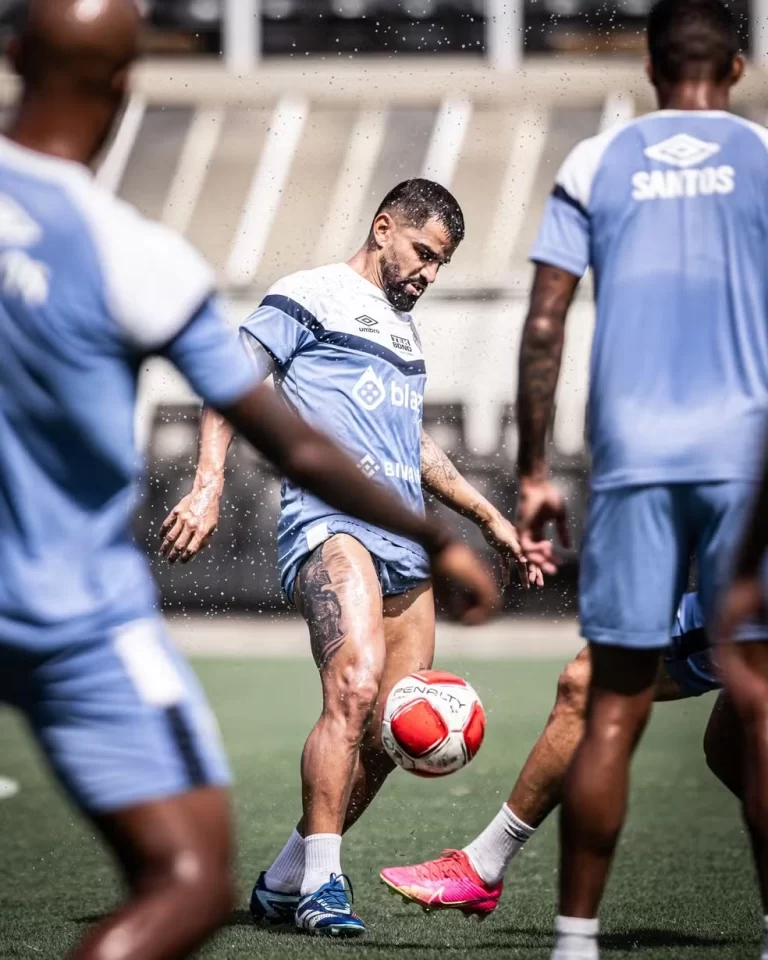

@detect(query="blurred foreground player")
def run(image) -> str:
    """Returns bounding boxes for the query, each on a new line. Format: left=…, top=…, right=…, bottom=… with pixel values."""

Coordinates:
left=718, top=432, right=768, bottom=958
left=509, top=0, right=768, bottom=956
left=0, top=3, right=498, bottom=959
left=160, top=181, right=534, bottom=937
left=381, top=592, right=753, bottom=914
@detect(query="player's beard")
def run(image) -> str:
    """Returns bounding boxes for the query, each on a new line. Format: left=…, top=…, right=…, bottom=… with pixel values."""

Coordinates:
left=380, top=252, right=424, bottom=312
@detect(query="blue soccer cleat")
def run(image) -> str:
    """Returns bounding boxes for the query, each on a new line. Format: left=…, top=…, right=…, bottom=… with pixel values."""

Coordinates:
left=295, top=874, right=366, bottom=937
left=249, top=871, right=301, bottom=925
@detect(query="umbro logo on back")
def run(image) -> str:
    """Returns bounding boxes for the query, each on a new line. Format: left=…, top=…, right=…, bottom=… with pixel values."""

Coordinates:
left=644, top=134, right=720, bottom=169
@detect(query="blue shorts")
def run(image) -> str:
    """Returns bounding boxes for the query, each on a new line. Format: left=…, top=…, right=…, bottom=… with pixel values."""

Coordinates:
left=580, top=481, right=756, bottom=649
left=280, top=517, right=431, bottom=603
left=0, top=618, right=230, bottom=813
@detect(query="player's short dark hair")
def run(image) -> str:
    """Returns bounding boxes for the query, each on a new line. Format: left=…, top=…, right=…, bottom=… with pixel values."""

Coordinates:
left=647, top=0, right=738, bottom=84
left=374, top=179, right=465, bottom=245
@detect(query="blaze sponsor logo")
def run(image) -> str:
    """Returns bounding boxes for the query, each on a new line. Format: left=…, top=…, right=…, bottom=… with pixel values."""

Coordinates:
left=390, top=381, right=423, bottom=412
left=352, top=367, right=387, bottom=411
left=352, top=367, right=423, bottom=413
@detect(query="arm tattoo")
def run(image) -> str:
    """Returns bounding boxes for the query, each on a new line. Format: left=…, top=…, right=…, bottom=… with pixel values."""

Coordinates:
left=296, top=547, right=347, bottom=670
left=421, top=430, right=460, bottom=501
left=516, top=264, right=578, bottom=477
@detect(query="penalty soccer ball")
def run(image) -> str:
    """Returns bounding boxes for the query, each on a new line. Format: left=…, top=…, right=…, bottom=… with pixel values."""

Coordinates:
left=381, top=670, right=485, bottom=777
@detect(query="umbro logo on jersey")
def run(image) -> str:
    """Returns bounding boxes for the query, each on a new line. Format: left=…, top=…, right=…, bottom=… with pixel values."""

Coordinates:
left=0, top=196, right=42, bottom=247
left=644, top=134, right=720, bottom=168
left=634, top=134, right=734, bottom=201
left=391, top=335, right=412, bottom=353
left=357, top=453, right=381, bottom=477
left=357, top=314, right=380, bottom=335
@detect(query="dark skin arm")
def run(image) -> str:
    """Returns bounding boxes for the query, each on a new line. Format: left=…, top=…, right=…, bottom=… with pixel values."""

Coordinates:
left=515, top=263, right=579, bottom=573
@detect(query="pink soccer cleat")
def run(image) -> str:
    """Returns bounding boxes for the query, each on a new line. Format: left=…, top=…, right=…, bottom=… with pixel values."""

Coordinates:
left=380, top=849, right=502, bottom=920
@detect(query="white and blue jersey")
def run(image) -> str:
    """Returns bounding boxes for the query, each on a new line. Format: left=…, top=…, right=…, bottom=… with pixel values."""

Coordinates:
left=533, top=110, right=768, bottom=490
left=531, top=111, right=768, bottom=648
left=240, top=263, right=430, bottom=600
left=0, top=136, right=257, bottom=810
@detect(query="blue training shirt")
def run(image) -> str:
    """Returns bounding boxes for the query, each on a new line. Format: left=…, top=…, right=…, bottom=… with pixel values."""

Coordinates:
left=240, top=262, right=428, bottom=567
left=531, top=110, right=768, bottom=491
left=0, top=137, right=257, bottom=647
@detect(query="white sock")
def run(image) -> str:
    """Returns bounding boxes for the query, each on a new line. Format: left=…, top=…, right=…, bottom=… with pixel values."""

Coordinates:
left=552, top=915, right=599, bottom=960
left=301, top=834, right=343, bottom=896
left=463, top=803, right=536, bottom=886
left=264, top=828, right=305, bottom=894
left=761, top=915, right=768, bottom=960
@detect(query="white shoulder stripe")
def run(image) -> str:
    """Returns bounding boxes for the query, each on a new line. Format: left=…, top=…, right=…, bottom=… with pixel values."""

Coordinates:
left=719, top=112, right=768, bottom=153
left=556, top=117, right=639, bottom=211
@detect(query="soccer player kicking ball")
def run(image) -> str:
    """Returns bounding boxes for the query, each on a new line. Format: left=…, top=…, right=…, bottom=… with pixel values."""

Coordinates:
left=160, top=180, right=541, bottom=937
left=0, top=5, right=499, bottom=960
left=504, top=0, right=768, bottom=957
left=381, top=591, right=754, bottom=915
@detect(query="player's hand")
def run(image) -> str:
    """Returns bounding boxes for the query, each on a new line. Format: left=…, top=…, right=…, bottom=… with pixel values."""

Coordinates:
left=158, top=486, right=222, bottom=564
left=515, top=477, right=571, bottom=576
left=429, top=541, right=501, bottom=626
left=479, top=511, right=544, bottom=589
left=716, top=574, right=766, bottom=645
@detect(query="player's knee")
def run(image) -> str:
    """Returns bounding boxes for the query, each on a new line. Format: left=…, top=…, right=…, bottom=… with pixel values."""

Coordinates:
left=554, top=650, right=591, bottom=720
left=325, top=660, right=382, bottom=731
left=139, top=831, right=234, bottom=922
left=165, top=846, right=234, bottom=920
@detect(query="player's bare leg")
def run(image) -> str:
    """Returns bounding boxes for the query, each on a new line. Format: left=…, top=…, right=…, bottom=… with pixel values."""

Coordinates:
left=719, top=641, right=768, bottom=914
left=270, top=534, right=383, bottom=936
left=343, top=581, right=436, bottom=832
left=71, top=788, right=234, bottom=960
left=554, top=644, right=660, bottom=959
left=297, top=535, right=384, bottom=841
left=703, top=691, right=743, bottom=797
left=255, top=568, right=434, bottom=933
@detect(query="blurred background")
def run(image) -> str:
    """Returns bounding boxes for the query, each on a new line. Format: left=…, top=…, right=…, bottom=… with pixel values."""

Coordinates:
left=3, top=0, right=759, bottom=612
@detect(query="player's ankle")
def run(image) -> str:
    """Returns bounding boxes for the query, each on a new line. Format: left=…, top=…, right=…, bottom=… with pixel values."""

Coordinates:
left=552, top=916, right=599, bottom=960
left=463, top=803, right=535, bottom=886
left=300, top=833, right=343, bottom=896
left=265, top=828, right=306, bottom=893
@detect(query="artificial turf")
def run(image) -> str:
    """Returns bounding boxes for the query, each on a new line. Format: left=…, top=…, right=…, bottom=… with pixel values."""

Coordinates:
left=0, top=658, right=760, bottom=958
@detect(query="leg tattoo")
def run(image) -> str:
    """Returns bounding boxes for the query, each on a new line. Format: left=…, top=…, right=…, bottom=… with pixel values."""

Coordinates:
left=298, top=547, right=347, bottom=670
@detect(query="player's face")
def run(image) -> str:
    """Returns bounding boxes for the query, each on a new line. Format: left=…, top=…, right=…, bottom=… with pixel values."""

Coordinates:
left=377, top=215, right=456, bottom=311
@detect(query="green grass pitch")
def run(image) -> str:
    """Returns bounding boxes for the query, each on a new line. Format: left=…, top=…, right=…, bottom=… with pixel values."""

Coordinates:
left=0, top=658, right=760, bottom=958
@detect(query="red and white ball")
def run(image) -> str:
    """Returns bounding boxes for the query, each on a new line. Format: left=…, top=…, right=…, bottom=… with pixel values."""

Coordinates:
left=381, top=670, right=485, bottom=777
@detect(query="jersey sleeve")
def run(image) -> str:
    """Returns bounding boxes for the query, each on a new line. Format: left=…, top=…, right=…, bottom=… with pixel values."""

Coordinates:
left=74, top=186, right=217, bottom=352
left=530, top=139, right=595, bottom=278
left=162, top=297, right=259, bottom=409
left=239, top=275, right=320, bottom=370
